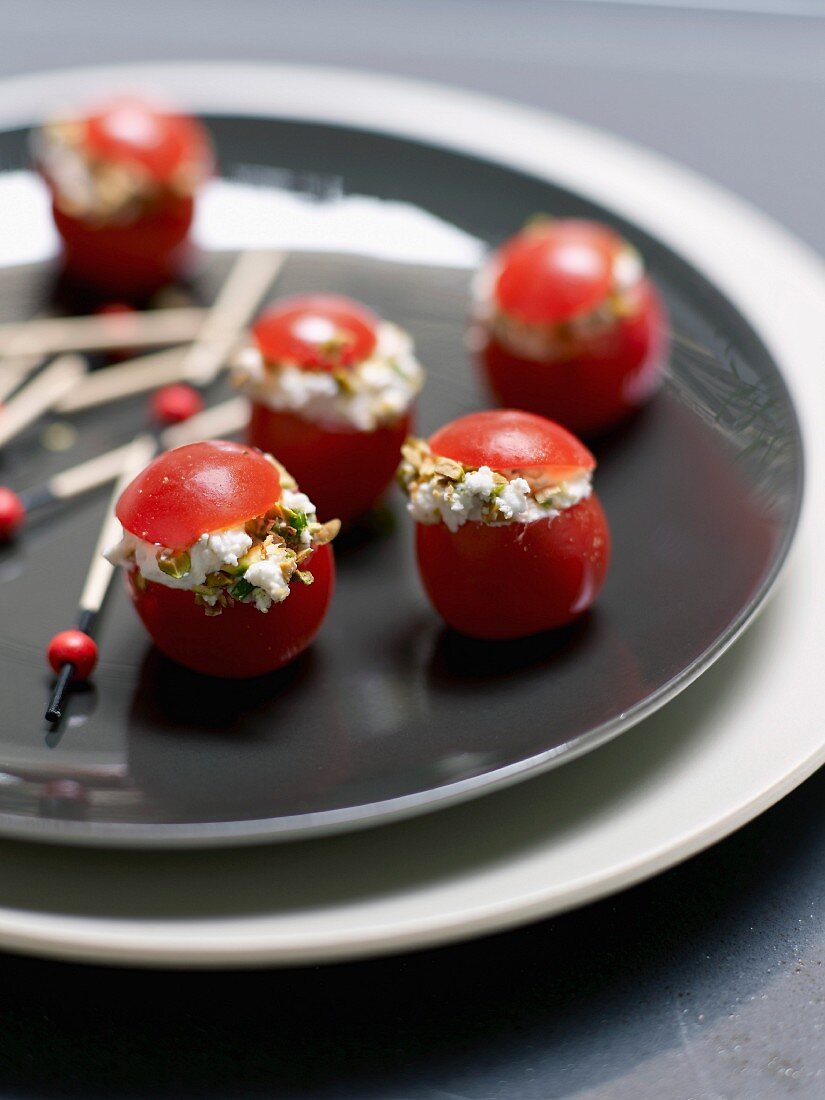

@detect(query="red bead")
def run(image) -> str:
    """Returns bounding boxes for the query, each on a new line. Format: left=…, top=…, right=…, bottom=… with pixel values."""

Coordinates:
left=47, top=630, right=99, bottom=680
left=0, top=487, right=25, bottom=541
left=150, top=384, right=204, bottom=426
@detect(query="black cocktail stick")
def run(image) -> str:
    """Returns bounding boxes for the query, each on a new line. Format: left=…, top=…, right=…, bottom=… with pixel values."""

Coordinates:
left=45, top=435, right=157, bottom=724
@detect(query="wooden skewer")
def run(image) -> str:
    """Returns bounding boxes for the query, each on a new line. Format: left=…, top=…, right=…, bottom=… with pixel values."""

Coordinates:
left=181, top=250, right=286, bottom=385
left=158, top=395, right=249, bottom=449
left=45, top=435, right=158, bottom=724
left=0, top=307, right=208, bottom=358
left=48, top=250, right=285, bottom=416
left=55, top=346, right=189, bottom=414
left=0, top=354, right=45, bottom=404
left=0, top=354, right=87, bottom=449
left=17, top=439, right=157, bottom=516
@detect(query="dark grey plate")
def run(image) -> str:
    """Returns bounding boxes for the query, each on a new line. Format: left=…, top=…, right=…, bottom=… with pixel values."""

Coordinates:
left=0, top=115, right=803, bottom=847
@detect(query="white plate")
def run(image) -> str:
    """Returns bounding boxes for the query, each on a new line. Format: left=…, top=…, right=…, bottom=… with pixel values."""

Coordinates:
left=0, top=63, right=821, bottom=967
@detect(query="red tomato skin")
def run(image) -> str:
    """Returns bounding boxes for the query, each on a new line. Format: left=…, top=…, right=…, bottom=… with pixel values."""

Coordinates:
left=415, top=495, right=610, bottom=640
left=480, top=279, right=667, bottom=438
left=116, top=440, right=281, bottom=550
left=52, top=193, right=194, bottom=299
left=253, top=295, right=379, bottom=371
left=495, top=219, right=621, bottom=325
left=125, top=543, right=335, bottom=678
left=83, top=100, right=211, bottom=186
left=248, top=404, right=412, bottom=524
left=429, top=408, right=594, bottom=479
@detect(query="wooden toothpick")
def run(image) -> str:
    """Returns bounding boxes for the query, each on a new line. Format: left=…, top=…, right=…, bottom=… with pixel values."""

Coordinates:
left=55, top=346, right=189, bottom=414
left=46, top=251, right=286, bottom=416
left=180, top=250, right=286, bottom=385
left=0, top=307, right=208, bottom=358
left=0, top=354, right=46, bottom=404
left=0, top=354, right=87, bottom=449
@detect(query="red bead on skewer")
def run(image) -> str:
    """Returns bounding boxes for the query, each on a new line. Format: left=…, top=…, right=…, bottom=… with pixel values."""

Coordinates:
left=0, top=487, right=26, bottom=541
left=44, top=435, right=157, bottom=724
left=47, top=629, right=99, bottom=681
left=150, top=383, right=204, bottom=426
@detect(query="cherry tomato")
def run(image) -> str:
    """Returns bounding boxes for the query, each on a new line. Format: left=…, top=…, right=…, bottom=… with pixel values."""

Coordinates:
left=125, top=543, right=335, bottom=678
left=253, top=295, right=378, bottom=371
left=494, top=219, right=622, bottom=325
left=430, top=409, right=594, bottom=482
left=247, top=296, right=415, bottom=521
left=481, top=279, right=667, bottom=438
left=43, top=97, right=211, bottom=299
left=116, top=440, right=280, bottom=549
left=479, top=220, right=668, bottom=437
left=417, top=495, right=610, bottom=640
left=413, top=410, right=610, bottom=639
left=248, top=404, right=411, bottom=523
left=83, top=98, right=211, bottom=186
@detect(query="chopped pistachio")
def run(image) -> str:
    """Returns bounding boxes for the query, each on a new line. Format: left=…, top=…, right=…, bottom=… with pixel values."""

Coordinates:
left=157, top=549, right=191, bottom=580
left=310, top=518, right=341, bottom=545
left=433, top=457, right=464, bottom=481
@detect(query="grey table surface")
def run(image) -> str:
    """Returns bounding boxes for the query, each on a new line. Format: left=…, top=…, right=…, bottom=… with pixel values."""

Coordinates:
left=1, top=2, right=825, bottom=1097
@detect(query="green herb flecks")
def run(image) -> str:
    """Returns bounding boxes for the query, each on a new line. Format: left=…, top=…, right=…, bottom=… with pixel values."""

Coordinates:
left=230, top=578, right=256, bottom=601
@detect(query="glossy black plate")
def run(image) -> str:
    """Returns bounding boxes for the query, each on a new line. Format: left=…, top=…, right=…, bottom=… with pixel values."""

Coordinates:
left=0, top=115, right=803, bottom=846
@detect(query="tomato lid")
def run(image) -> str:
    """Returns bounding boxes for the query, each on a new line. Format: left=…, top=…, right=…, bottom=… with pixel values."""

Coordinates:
left=116, top=440, right=281, bottom=548
left=83, top=97, right=212, bottom=185
left=429, top=410, right=595, bottom=481
left=493, top=219, right=624, bottom=325
left=253, top=295, right=379, bottom=372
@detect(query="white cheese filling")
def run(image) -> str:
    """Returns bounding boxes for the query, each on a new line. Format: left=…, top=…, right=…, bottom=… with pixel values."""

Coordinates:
left=234, top=321, right=424, bottom=432
left=407, top=466, right=592, bottom=533
left=105, top=488, right=317, bottom=613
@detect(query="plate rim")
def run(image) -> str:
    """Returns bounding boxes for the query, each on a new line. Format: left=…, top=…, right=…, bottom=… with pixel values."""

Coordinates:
left=0, top=63, right=820, bottom=965
left=0, top=61, right=808, bottom=847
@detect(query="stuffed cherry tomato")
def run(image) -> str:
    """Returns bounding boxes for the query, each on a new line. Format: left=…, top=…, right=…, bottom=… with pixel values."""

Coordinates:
left=398, top=409, right=610, bottom=640
left=34, top=95, right=213, bottom=299
left=474, top=218, right=667, bottom=437
left=234, top=294, right=425, bottom=523
left=106, top=440, right=339, bottom=677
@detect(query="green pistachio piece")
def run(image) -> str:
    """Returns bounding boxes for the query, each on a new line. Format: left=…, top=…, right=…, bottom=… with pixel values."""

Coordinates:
left=157, top=549, right=191, bottom=580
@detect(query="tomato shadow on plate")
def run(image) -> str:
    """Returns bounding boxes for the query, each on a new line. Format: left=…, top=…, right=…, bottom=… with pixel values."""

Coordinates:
left=428, top=614, right=593, bottom=680
left=127, top=644, right=318, bottom=734
left=331, top=501, right=397, bottom=560
left=124, top=644, right=353, bottom=821
left=417, top=610, right=645, bottom=762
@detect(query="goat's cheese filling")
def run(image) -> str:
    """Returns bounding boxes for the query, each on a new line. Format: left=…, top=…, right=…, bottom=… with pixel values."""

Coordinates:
left=34, top=118, right=208, bottom=225
left=233, top=321, right=424, bottom=432
left=472, top=243, right=646, bottom=362
left=106, top=477, right=339, bottom=615
left=398, top=438, right=592, bottom=533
